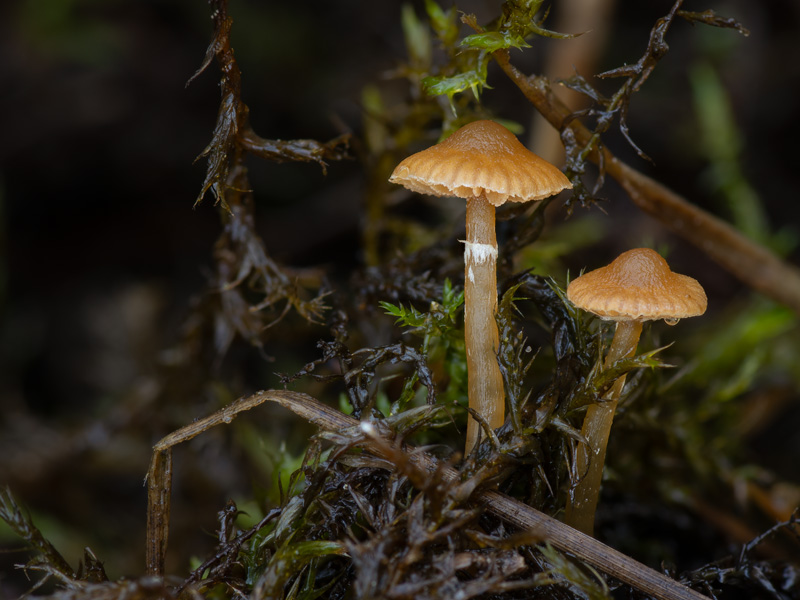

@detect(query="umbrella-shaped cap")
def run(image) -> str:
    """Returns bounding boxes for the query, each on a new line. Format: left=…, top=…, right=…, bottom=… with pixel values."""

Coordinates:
left=389, top=120, right=572, bottom=207
left=567, top=248, right=707, bottom=322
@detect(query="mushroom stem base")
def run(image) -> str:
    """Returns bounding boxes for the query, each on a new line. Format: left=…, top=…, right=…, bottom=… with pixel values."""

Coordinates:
left=565, top=319, right=643, bottom=535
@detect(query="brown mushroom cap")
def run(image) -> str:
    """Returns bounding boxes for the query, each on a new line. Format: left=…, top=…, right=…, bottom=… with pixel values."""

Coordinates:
left=389, top=120, right=572, bottom=207
left=567, top=248, right=707, bottom=322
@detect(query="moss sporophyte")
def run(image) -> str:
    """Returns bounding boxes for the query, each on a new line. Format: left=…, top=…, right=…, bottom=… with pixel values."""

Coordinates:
left=389, top=119, right=571, bottom=453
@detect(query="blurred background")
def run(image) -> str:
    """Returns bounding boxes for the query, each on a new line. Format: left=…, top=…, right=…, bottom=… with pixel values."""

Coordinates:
left=1, top=0, right=799, bottom=595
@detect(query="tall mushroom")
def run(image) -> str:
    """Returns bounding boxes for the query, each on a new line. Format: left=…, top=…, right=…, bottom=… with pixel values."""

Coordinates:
left=389, top=120, right=572, bottom=453
left=564, top=247, right=707, bottom=535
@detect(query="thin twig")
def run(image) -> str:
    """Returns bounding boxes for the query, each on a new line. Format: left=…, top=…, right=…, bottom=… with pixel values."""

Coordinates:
left=145, top=449, right=172, bottom=576
left=0, top=487, right=76, bottom=582
left=492, top=50, right=800, bottom=315
left=175, top=507, right=282, bottom=594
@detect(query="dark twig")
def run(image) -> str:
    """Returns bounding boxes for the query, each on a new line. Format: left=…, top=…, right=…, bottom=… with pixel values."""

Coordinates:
left=145, top=450, right=172, bottom=576
left=240, top=130, right=351, bottom=175
left=184, top=0, right=345, bottom=362
left=677, top=9, right=751, bottom=35
left=590, top=0, right=686, bottom=161
left=0, top=487, right=76, bottom=583
left=190, top=1, right=350, bottom=209
left=175, top=507, right=282, bottom=594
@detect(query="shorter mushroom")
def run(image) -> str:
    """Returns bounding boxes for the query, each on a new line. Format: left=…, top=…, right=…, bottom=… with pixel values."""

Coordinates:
left=564, top=248, right=707, bottom=535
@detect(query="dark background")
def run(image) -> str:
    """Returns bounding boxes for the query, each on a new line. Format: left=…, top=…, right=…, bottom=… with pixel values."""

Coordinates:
left=1, top=0, right=798, bottom=594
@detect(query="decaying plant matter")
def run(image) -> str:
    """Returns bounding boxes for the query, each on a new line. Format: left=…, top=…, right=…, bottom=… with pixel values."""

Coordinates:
left=188, top=0, right=350, bottom=361
left=145, top=390, right=712, bottom=600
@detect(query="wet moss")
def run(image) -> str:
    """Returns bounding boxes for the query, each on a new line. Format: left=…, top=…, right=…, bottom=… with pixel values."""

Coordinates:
left=3, top=1, right=799, bottom=599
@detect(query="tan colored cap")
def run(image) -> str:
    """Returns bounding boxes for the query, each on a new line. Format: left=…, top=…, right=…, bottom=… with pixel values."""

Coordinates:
left=567, top=248, right=707, bottom=322
left=389, top=120, right=572, bottom=207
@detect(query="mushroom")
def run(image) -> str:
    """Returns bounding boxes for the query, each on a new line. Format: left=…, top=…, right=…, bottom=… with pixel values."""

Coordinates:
left=389, top=120, right=572, bottom=453
left=564, top=247, right=707, bottom=535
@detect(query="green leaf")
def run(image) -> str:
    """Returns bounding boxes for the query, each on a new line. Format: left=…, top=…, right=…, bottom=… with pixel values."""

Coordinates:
left=528, top=21, right=582, bottom=40
left=379, top=300, right=404, bottom=319
left=257, top=540, right=347, bottom=598
left=539, top=543, right=611, bottom=600
left=689, top=61, right=770, bottom=245
left=440, top=278, right=465, bottom=320
left=401, top=3, right=432, bottom=68
left=461, top=31, right=531, bottom=52
left=379, top=281, right=466, bottom=411
left=424, top=0, right=459, bottom=46
left=423, top=70, right=487, bottom=97
left=570, top=344, right=673, bottom=412
left=379, top=301, right=425, bottom=329
left=423, top=67, right=489, bottom=115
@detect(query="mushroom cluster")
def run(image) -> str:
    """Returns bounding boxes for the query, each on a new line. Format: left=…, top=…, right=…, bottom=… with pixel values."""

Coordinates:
left=389, top=120, right=571, bottom=453
left=564, top=247, right=707, bottom=535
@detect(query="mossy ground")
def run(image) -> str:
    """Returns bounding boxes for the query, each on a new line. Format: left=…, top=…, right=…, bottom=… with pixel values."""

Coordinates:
left=1, top=1, right=799, bottom=599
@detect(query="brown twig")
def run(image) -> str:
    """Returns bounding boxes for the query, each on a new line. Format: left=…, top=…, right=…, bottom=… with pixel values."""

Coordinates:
left=145, top=449, right=171, bottom=576
left=144, top=390, right=289, bottom=576
left=528, top=0, right=616, bottom=161
left=0, top=487, right=77, bottom=583
left=190, top=0, right=350, bottom=209
left=175, top=507, right=282, bottom=594
left=145, top=390, right=709, bottom=599
left=183, top=0, right=343, bottom=362
left=492, top=50, right=800, bottom=315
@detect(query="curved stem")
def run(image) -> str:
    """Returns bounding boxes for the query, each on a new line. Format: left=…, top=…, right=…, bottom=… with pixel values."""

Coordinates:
left=464, top=196, right=505, bottom=454
left=565, top=319, right=643, bottom=535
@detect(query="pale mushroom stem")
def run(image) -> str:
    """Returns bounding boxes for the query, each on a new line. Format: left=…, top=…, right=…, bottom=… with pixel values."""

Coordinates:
left=565, top=319, right=643, bottom=535
left=464, top=195, right=505, bottom=454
